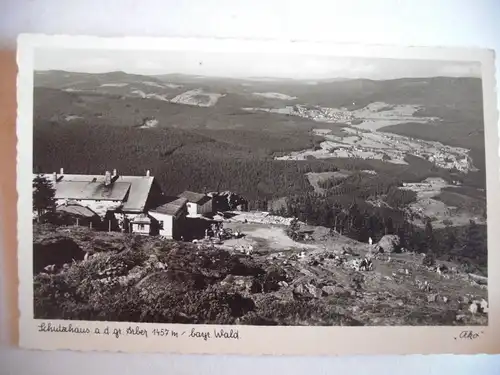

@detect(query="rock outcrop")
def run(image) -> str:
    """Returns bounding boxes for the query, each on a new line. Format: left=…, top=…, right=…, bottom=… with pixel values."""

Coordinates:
left=373, top=234, right=401, bottom=254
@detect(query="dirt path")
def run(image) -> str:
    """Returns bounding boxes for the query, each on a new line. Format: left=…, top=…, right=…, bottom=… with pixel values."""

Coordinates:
left=222, top=222, right=318, bottom=252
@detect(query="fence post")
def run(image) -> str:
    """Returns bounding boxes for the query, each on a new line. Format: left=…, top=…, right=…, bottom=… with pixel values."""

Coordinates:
left=90, top=221, right=92, bottom=230
left=109, top=220, right=111, bottom=232
left=76, top=218, right=79, bottom=227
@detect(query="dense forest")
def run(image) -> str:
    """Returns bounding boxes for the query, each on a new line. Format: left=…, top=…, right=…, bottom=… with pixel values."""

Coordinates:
left=33, top=72, right=487, bottom=278
left=272, top=192, right=487, bottom=276
left=34, top=121, right=339, bottom=200
left=34, top=120, right=487, bottom=276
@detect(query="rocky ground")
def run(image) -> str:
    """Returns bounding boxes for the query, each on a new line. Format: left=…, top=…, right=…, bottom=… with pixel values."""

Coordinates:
left=33, top=220, right=488, bottom=326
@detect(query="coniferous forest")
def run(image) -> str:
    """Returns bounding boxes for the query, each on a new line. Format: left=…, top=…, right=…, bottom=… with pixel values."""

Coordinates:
left=33, top=73, right=488, bottom=278
left=34, top=119, right=487, bottom=276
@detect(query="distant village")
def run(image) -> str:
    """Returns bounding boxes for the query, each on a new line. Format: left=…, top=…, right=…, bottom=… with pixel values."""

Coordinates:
left=33, top=169, right=248, bottom=241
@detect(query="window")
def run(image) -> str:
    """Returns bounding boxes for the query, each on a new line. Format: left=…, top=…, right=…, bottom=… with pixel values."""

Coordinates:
left=159, top=220, right=164, bottom=230
left=138, top=224, right=145, bottom=230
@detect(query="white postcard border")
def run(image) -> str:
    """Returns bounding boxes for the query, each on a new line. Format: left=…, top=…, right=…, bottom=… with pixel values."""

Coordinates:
left=16, top=34, right=500, bottom=355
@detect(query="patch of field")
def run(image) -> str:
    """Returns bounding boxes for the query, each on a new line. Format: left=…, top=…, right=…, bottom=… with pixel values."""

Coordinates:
left=130, top=90, right=170, bottom=101
left=243, top=102, right=437, bottom=128
left=64, top=115, right=83, bottom=121
left=252, top=92, right=297, bottom=100
left=164, top=83, right=183, bottom=89
left=400, top=178, right=486, bottom=228
left=140, top=81, right=167, bottom=88
left=276, top=125, right=473, bottom=173
left=100, top=83, right=129, bottom=87
left=306, top=171, right=350, bottom=194
left=350, top=102, right=437, bottom=131
left=170, top=89, right=225, bottom=107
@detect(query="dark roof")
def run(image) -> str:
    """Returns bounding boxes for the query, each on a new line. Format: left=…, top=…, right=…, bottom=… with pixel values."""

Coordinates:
left=36, top=173, right=155, bottom=212
left=53, top=181, right=131, bottom=201
left=56, top=204, right=99, bottom=218
left=179, top=190, right=211, bottom=205
left=150, top=197, right=188, bottom=216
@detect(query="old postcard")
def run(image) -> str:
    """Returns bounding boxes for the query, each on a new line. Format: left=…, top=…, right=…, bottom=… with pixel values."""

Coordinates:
left=17, top=34, right=499, bottom=354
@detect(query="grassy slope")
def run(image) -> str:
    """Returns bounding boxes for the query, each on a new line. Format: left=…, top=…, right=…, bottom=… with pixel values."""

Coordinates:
left=33, top=224, right=488, bottom=326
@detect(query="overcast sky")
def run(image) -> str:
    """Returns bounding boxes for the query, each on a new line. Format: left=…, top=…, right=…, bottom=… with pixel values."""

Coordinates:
left=34, top=48, right=481, bottom=80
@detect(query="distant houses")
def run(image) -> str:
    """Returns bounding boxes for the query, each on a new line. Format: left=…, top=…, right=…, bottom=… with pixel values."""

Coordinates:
left=33, top=169, right=214, bottom=239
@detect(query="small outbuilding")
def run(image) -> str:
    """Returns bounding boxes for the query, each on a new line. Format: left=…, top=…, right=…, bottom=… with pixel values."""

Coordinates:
left=179, top=191, right=213, bottom=217
left=131, top=214, right=152, bottom=236
left=149, top=197, right=188, bottom=239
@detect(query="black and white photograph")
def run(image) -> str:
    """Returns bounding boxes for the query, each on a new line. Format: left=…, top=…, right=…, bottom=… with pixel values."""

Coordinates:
left=17, top=37, right=498, bottom=350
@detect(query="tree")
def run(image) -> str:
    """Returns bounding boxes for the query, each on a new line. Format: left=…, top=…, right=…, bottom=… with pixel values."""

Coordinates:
left=463, top=220, right=484, bottom=259
left=443, top=224, right=457, bottom=253
left=33, top=175, right=56, bottom=217
left=385, top=216, right=394, bottom=235
left=424, top=219, right=435, bottom=253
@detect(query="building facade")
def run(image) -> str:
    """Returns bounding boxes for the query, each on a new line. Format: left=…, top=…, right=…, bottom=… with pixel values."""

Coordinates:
left=33, top=169, right=197, bottom=239
left=179, top=191, right=213, bottom=217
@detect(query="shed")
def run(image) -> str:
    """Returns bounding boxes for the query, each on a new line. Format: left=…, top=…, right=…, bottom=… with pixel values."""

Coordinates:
left=149, top=197, right=188, bottom=239
left=179, top=191, right=213, bottom=216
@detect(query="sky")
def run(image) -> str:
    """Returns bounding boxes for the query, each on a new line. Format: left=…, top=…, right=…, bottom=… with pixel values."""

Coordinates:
left=34, top=48, right=482, bottom=80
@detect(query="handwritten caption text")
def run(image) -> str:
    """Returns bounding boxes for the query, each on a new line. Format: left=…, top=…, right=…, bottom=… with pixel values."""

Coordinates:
left=37, top=322, right=240, bottom=341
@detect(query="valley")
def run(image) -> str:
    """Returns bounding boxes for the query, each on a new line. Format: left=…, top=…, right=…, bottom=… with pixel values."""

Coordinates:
left=32, top=69, right=488, bottom=326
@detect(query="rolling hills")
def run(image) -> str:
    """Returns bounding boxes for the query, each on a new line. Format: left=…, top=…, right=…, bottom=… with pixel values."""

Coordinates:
left=33, top=70, right=487, bottom=274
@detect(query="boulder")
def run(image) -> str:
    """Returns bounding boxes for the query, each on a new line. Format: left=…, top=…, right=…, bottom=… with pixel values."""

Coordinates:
left=427, top=293, right=438, bottom=303
left=469, top=302, right=478, bottom=314
left=293, top=283, right=323, bottom=299
left=373, top=235, right=401, bottom=254
left=455, top=314, right=466, bottom=322
left=33, top=237, right=85, bottom=274
left=480, top=299, right=489, bottom=313
left=321, top=285, right=338, bottom=296
left=220, top=275, right=256, bottom=293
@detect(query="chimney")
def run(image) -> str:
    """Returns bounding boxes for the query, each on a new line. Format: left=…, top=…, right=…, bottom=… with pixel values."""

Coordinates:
left=59, top=168, right=64, bottom=175
left=112, top=169, right=117, bottom=177
left=146, top=170, right=150, bottom=177
left=104, top=171, right=112, bottom=186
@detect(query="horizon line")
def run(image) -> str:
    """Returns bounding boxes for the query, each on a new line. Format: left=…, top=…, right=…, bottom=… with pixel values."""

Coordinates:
left=34, top=69, right=482, bottom=82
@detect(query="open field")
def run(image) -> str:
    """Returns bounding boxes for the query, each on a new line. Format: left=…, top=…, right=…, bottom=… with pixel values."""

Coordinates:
left=306, top=171, right=351, bottom=194
left=399, top=178, right=486, bottom=228
left=243, top=102, right=437, bottom=129
left=276, top=123, right=473, bottom=173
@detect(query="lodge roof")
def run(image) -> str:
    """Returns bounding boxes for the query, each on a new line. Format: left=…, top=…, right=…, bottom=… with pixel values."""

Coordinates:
left=35, top=172, right=155, bottom=212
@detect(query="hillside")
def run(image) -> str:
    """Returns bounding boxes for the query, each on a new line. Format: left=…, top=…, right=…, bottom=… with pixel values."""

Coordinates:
left=33, top=223, right=488, bottom=326
left=33, top=70, right=487, bottom=284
